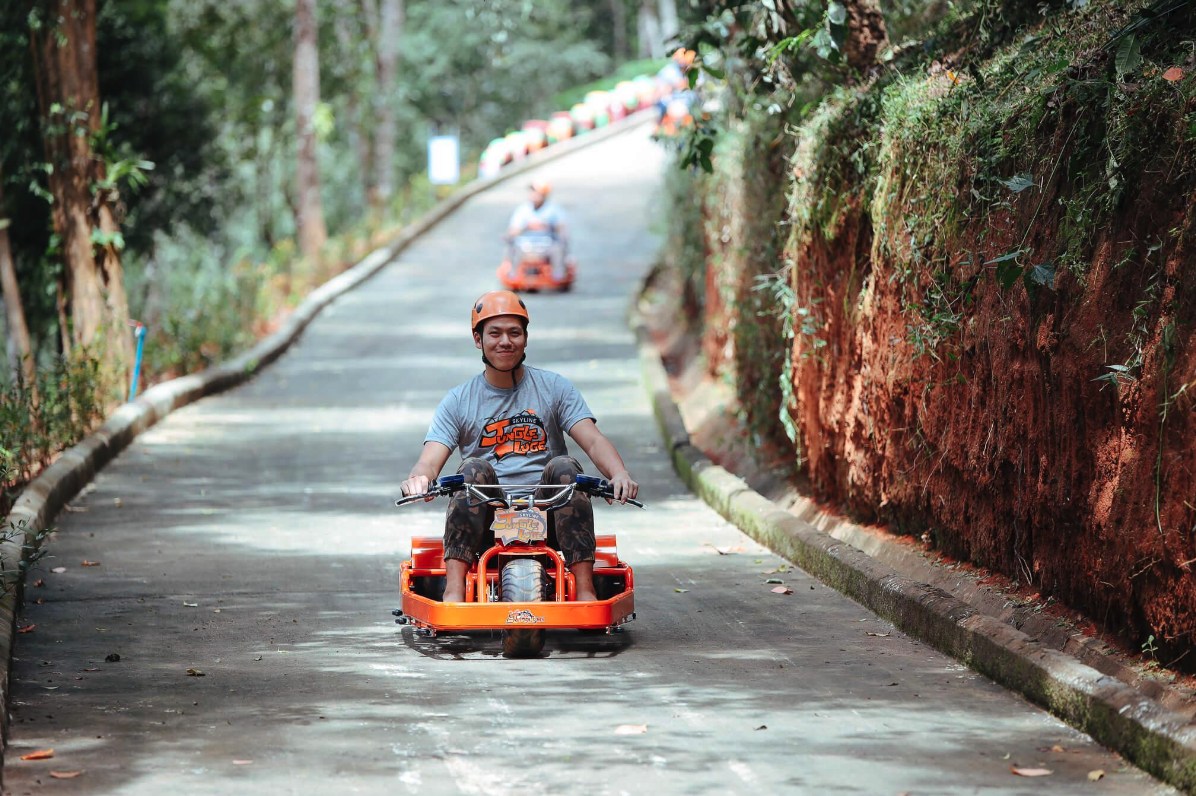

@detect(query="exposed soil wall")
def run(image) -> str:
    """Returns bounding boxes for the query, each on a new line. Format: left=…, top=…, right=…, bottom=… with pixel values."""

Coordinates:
left=667, top=2, right=1196, bottom=668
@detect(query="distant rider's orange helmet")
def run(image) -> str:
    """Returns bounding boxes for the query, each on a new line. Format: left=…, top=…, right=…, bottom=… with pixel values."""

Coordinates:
left=672, top=48, right=696, bottom=68
left=529, top=179, right=552, bottom=197
left=471, top=290, right=530, bottom=334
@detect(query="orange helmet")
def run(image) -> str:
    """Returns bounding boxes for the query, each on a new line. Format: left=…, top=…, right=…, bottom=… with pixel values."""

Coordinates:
left=672, top=48, right=696, bottom=68
left=529, top=179, right=552, bottom=196
left=471, top=290, right=529, bottom=333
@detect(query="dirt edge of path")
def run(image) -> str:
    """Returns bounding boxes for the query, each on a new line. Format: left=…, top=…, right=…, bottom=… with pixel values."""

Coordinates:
left=631, top=262, right=1196, bottom=794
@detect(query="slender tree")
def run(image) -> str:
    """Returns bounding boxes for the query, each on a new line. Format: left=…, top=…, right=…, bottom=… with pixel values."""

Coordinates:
left=638, top=0, right=664, bottom=58
left=843, top=0, right=888, bottom=74
left=372, top=0, right=404, bottom=207
left=0, top=171, right=35, bottom=391
left=608, top=0, right=628, bottom=61
left=294, top=0, right=328, bottom=262
left=334, top=0, right=375, bottom=209
left=28, top=0, right=132, bottom=382
left=658, top=0, right=679, bottom=49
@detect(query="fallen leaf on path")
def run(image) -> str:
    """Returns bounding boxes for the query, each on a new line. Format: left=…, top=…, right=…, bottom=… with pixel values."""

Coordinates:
left=614, top=724, right=648, bottom=735
left=866, top=632, right=890, bottom=637
left=232, top=759, right=253, bottom=766
left=771, top=586, right=794, bottom=595
left=754, top=725, right=767, bottom=731
left=17, top=625, right=36, bottom=634
left=51, top=567, right=67, bottom=574
left=80, top=560, right=101, bottom=567
left=186, top=668, right=205, bottom=677
left=673, top=588, right=689, bottom=593
left=33, top=579, right=44, bottom=587
left=104, top=653, right=121, bottom=663
left=20, top=749, right=54, bottom=761
left=183, top=602, right=199, bottom=608
left=50, top=771, right=82, bottom=779
left=1049, top=744, right=1065, bottom=753
left=765, top=578, right=784, bottom=584
left=1011, top=767, right=1052, bottom=777
left=1088, top=770, right=1105, bottom=781
left=82, top=667, right=99, bottom=672
left=1163, top=66, right=1184, bottom=81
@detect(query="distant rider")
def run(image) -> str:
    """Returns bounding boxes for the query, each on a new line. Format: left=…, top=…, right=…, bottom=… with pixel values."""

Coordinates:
left=399, top=290, right=638, bottom=603
left=505, top=180, right=570, bottom=281
left=655, top=48, right=698, bottom=136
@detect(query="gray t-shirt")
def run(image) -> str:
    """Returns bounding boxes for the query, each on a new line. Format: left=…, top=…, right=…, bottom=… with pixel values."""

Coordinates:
left=425, top=366, right=594, bottom=485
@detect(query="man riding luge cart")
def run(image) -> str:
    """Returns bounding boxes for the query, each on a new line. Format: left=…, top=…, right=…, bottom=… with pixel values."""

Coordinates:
left=498, top=180, right=576, bottom=292
left=395, top=290, right=641, bottom=656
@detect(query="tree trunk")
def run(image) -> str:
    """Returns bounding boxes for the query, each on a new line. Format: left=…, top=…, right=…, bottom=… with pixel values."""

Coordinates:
left=657, top=0, right=679, bottom=49
left=294, top=0, right=328, bottom=263
left=637, top=0, right=663, bottom=59
left=371, top=0, right=404, bottom=208
left=843, top=0, right=888, bottom=75
left=609, top=0, right=628, bottom=62
left=0, top=175, right=35, bottom=392
left=335, top=1, right=375, bottom=210
left=29, top=0, right=133, bottom=383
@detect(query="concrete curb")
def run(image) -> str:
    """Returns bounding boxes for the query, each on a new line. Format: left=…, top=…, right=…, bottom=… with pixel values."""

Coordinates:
left=628, top=303, right=1196, bottom=794
left=0, top=108, right=657, bottom=766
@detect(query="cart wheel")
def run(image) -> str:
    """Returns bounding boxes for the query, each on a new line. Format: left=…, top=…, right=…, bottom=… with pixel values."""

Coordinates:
left=501, top=558, right=545, bottom=658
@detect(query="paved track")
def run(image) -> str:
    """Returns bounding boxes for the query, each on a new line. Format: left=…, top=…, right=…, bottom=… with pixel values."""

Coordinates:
left=2, top=128, right=1173, bottom=794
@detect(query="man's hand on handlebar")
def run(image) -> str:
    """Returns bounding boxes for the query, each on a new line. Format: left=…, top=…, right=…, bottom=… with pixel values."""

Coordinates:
left=400, top=474, right=433, bottom=501
left=606, top=470, right=639, bottom=505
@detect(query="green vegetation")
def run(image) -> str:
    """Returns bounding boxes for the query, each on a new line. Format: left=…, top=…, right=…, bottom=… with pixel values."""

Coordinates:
left=664, top=0, right=1196, bottom=673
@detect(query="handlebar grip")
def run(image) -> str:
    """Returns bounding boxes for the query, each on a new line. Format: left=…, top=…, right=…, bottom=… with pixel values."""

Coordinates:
left=395, top=473, right=467, bottom=506
left=574, top=474, right=644, bottom=508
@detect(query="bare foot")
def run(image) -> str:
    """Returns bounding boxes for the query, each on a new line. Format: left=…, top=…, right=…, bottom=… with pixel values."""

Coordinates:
left=442, top=587, right=466, bottom=603
left=574, top=589, right=598, bottom=602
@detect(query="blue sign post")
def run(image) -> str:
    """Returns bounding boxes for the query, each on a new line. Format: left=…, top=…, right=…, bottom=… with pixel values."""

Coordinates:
left=128, top=322, right=146, bottom=401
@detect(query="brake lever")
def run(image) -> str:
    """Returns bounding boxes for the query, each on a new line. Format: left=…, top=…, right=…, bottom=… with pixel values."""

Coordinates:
left=605, top=493, right=645, bottom=509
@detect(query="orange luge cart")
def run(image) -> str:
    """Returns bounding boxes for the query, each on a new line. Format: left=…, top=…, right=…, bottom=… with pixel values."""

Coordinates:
left=497, top=238, right=576, bottom=293
left=395, top=475, right=640, bottom=657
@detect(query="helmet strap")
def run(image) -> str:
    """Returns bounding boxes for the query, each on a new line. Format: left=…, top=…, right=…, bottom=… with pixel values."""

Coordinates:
left=482, top=353, right=526, bottom=389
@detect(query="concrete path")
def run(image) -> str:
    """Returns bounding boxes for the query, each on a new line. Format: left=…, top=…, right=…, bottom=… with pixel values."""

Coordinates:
left=2, top=127, right=1174, bottom=794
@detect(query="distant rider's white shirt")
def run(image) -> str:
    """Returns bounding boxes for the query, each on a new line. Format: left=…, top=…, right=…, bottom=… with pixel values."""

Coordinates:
left=508, top=200, right=566, bottom=241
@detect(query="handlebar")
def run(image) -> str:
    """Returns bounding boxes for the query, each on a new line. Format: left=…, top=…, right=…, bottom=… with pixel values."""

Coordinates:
left=395, top=473, right=644, bottom=510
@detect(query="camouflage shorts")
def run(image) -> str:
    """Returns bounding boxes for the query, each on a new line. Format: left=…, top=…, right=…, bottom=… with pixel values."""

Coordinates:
left=442, top=455, right=595, bottom=566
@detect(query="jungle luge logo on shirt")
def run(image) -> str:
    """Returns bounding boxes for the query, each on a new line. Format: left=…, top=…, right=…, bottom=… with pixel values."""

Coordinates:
left=479, top=410, right=547, bottom=459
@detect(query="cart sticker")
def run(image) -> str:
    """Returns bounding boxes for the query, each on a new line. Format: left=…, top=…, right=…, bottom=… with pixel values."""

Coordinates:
left=491, top=507, right=548, bottom=544
left=506, top=609, right=545, bottom=624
